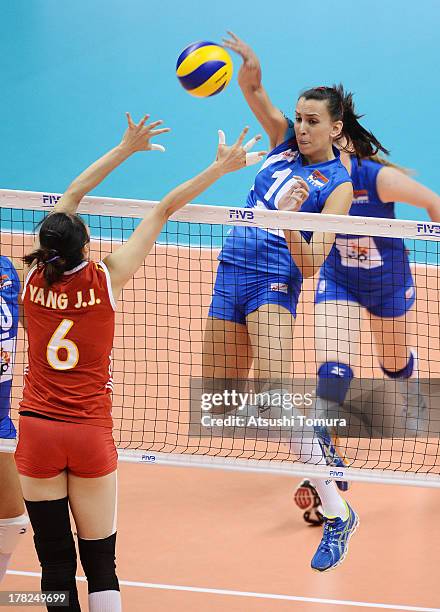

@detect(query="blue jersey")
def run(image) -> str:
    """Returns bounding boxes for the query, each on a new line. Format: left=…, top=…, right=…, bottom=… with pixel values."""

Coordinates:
left=0, top=257, right=20, bottom=421
left=321, top=157, right=410, bottom=289
left=219, top=137, right=351, bottom=281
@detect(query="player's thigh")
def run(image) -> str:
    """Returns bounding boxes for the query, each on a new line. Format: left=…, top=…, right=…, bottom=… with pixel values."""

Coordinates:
left=369, top=308, right=415, bottom=370
left=246, top=304, right=295, bottom=361
left=314, top=301, right=362, bottom=366
left=0, top=452, right=25, bottom=517
left=20, top=472, right=68, bottom=502
left=202, top=316, right=253, bottom=379
left=68, top=470, right=117, bottom=540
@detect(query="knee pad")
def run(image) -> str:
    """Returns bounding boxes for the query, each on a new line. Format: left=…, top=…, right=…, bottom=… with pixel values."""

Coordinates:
left=78, top=532, right=119, bottom=593
left=0, top=514, right=29, bottom=555
left=317, top=362, right=353, bottom=405
left=25, top=498, right=79, bottom=610
left=381, top=350, right=414, bottom=379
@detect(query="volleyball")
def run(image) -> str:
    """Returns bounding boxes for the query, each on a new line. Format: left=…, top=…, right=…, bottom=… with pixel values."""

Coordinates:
left=176, top=41, right=233, bottom=98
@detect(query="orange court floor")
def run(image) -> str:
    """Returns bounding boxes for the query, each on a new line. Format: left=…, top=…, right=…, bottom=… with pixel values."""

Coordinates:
left=3, top=461, right=440, bottom=612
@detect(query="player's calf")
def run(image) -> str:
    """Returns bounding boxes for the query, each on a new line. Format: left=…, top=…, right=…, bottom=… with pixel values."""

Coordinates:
left=78, top=532, right=121, bottom=612
left=25, top=497, right=80, bottom=611
left=381, top=350, right=428, bottom=432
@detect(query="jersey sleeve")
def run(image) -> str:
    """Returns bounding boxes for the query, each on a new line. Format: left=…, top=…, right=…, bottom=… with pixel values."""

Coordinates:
left=367, top=161, right=383, bottom=203
left=352, top=157, right=382, bottom=202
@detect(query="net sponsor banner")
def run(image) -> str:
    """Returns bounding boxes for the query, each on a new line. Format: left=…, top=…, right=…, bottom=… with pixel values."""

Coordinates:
left=2, top=189, right=440, bottom=240
left=189, top=378, right=440, bottom=440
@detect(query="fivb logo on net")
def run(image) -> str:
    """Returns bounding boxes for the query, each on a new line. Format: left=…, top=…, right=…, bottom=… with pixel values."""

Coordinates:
left=417, top=222, right=440, bottom=235
left=141, top=454, right=156, bottom=463
left=42, top=194, right=62, bottom=208
left=228, top=208, right=255, bottom=222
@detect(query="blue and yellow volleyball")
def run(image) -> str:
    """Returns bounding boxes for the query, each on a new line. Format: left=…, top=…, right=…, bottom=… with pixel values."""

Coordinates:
left=176, top=41, right=233, bottom=98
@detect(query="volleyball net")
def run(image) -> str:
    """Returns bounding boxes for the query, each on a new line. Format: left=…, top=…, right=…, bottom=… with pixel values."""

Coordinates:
left=1, top=189, right=439, bottom=487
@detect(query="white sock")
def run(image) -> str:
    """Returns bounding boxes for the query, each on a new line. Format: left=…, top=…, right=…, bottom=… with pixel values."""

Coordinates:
left=0, top=552, right=12, bottom=583
left=313, top=479, right=348, bottom=520
left=88, top=590, right=121, bottom=612
left=290, top=437, right=347, bottom=519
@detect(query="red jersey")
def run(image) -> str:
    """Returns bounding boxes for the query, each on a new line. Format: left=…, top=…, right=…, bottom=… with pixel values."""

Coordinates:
left=20, top=260, right=115, bottom=427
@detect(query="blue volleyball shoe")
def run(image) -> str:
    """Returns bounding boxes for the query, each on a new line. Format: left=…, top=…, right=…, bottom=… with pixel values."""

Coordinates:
left=311, top=502, right=359, bottom=572
left=314, top=425, right=349, bottom=492
left=0, top=415, right=17, bottom=439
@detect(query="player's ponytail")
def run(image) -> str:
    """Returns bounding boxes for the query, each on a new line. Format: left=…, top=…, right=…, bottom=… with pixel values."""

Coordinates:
left=23, top=213, right=89, bottom=286
left=300, top=84, right=389, bottom=160
left=369, top=154, right=413, bottom=175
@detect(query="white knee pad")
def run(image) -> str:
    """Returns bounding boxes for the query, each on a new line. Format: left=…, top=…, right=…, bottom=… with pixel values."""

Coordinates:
left=0, top=514, right=30, bottom=555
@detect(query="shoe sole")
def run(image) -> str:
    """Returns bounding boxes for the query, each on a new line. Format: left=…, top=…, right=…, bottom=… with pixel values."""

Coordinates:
left=311, top=514, right=360, bottom=573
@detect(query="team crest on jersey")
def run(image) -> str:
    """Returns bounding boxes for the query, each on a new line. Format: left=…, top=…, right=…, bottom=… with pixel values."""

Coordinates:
left=0, top=349, right=11, bottom=376
left=0, top=275, right=12, bottom=290
left=353, top=189, right=369, bottom=203
left=347, top=242, right=369, bottom=262
left=306, top=169, right=329, bottom=188
left=282, top=149, right=299, bottom=162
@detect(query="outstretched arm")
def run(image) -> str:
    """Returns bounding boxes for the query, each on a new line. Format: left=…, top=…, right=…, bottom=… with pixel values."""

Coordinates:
left=376, top=166, right=440, bottom=222
left=104, top=128, right=266, bottom=299
left=223, top=32, right=288, bottom=149
left=54, top=113, right=169, bottom=215
left=26, top=113, right=169, bottom=271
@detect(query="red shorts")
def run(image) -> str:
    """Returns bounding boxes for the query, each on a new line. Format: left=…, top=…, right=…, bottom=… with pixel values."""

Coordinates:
left=15, top=416, right=118, bottom=479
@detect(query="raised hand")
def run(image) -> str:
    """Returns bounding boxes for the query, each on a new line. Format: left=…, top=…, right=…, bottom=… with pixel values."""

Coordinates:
left=222, top=31, right=262, bottom=89
left=215, top=127, right=267, bottom=174
left=277, top=176, right=310, bottom=211
left=120, top=113, right=170, bottom=153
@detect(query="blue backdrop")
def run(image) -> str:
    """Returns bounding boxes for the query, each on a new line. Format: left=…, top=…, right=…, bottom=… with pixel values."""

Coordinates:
left=1, top=0, right=439, bottom=224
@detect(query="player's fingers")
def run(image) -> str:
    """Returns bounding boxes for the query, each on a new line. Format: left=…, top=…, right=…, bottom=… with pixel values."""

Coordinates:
left=226, top=30, right=239, bottom=42
left=235, top=126, right=249, bottom=147
left=147, top=119, right=164, bottom=130
left=150, top=143, right=166, bottom=152
left=246, top=150, right=267, bottom=166
left=292, top=176, right=309, bottom=190
left=218, top=129, right=226, bottom=146
left=295, top=187, right=309, bottom=202
left=126, top=112, right=135, bottom=128
left=243, top=134, right=262, bottom=151
left=222, top=40, right=239, bottom=51
left=138, top=114, right=150, bottom=127
left=149, top=128, right=171, bottom=136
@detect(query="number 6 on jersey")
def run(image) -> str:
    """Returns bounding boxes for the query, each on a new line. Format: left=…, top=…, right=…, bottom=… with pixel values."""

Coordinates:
left=47, top=319, right=79, bottom=371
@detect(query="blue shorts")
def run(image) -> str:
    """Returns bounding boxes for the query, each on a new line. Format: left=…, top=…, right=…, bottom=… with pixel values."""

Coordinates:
left=315, top=274, right=416, bottom=318
left=208, top=262, right=299, bottom=324
left=0, top=415, right=16, bottom=440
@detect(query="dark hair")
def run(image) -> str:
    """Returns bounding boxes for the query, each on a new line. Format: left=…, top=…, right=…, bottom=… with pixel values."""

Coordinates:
left=23, top=213, right=89, bottom=286
left=299, top=84, right=390, bottom=160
